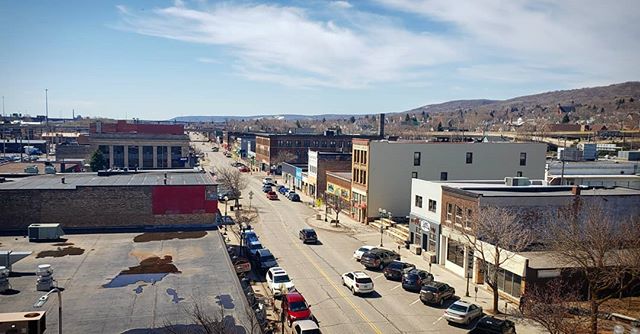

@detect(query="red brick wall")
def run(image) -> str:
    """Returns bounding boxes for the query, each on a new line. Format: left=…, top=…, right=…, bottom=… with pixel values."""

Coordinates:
left=90, top=121, right=184, bottom=135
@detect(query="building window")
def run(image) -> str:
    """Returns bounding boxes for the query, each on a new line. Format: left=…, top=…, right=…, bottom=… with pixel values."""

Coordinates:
left=440, top=172, right=448, bottom=181
left=427, top=225, right=437, bottom=252
left=171, top=146, right=182, bottom=167
left=415, top=195, right=423, bottom=208
left=412, top=171, right=418, bottom=178
left=485, top=263, right=522, bottom=298
left=455, top=205, right=463, bottom=225
left=517, top=171, right=523, bottom=177
left=446, top=203, right=453, bottom=222
left=142, top=146, right=153, bottom=168
left=428, top=199, right=437, bottom=213
left=128, top=146, right=139, bottom=168
left=466, top=209, right=473, bottom=228
left=447, top=239, right=465, bottom=267
left=363, top=171, right=366, bottom=185
left=520, top=152, right=527, bottom=166
left=157, top=146, right=168, bottom=168
left=414, top=152, right=421, bottom=166
left=466, top=152, right=473, bottom=164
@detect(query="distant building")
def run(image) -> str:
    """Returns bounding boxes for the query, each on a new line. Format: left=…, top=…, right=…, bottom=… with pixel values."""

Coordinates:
left=254, top=132, right=377, bottom=172
left=0, top=171, right=218, bottom=232
left=546, top=160, right=640, bottom=189
left=350, top=139, right=547, bottom=223
left=303, top=150, right=352, bottom=198
left=326, top=171, right=352, bottom=213
left=281, top=162, right=307, bottom=191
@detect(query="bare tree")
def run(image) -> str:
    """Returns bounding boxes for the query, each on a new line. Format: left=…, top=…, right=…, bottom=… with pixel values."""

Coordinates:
left=271, top=150, right=297, bottom=166
left=517, top=279, right=584, bottom=334
left=545, top=201, right=640, bottom=334
left=326, top=192, right=346, bottom=226
left=216, top=166, right=248, bottom=208
left=460, top=206, right=533, bottom=313
left=163, top=300, right=236, bottom=334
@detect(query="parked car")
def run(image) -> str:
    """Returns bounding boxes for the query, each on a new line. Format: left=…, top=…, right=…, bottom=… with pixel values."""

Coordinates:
left=242, top=230, right=258, bottom=245
left=263, top=177, right=275, bottom=186
left=299, top=228, right=318, bottom=244
left=383, top=260, right=416, bottom=281
left=233, top=257, right=251, bottom=275
left=420, top=281, right=456, bottom=306
left=468, top=316, right=516, bottom=334
left=341, top=271, right=374, bottom=295
left=444, top=301, right=483, bottom=325
left=266, top=267, right=295, bottom=297
left=286, top=190, right=297, bottom=199
left=267, top=191, right=278, bottom=200
left=238, top=165, right=249, bottom=172
left=231, top=161, right=244, bottom=167
left=291, top=319, right=320, bottom=334
left=218, top=189, right=240, bottom=201
left=247, top=240, right=264, bottom=257
left=277, top=185, right=288, bottom=193
left=289, top=193, right=301, bottom=202
left=219, top=215, right=235, bottom=226
left=353, top=245, right=376, bottom=261
left=211, top=147, right=219, bottom=152
left=402, top=269, right=434, bottom=292
left=360, top=249, right=400, bottom=270
left=262, top=184, right=273, bottom=193
left=254, top=248, right=278, bottom=271
left=281, top=291, right=312, bottom=326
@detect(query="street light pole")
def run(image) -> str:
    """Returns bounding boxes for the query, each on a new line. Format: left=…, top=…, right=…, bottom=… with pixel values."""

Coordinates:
left=33, top=287, right=62, bottom=334
left=224, top=196, right=229, bottom=216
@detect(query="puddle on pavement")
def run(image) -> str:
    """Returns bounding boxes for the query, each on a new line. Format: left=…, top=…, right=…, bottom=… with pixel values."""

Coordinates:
left=166, top=288, right=184, bottom=304
left=36, top=246, right=85, bottom=258
left=133, top=231, right=207, bottom=243
left=103, top=255, right=181, bottom=288
left=215, top=294, right=235, bottom=309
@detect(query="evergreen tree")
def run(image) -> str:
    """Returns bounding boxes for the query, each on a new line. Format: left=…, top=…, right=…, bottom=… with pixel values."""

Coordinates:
left=436, top=121, right=444, bottom=132
left=561, top=114, right=570, bottom=123
left=295, top=120, right=302, bottom=128
left=349, top=116, right=356, bottom=123
left=89, top=150, right=107, bottom=171
left=405, top=114, right=411, bottom=122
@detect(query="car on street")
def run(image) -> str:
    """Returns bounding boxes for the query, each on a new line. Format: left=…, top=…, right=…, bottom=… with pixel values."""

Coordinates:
left=233, top=257, right=251, bottom=275
left=218, top=215, right=235, bottom=226
left=402, top=268, right=434, bottom=292
left=224, top=151, right=232, bottom=158
left=360, top=248, right=400, bottom=270
left=262, top=184, right=273, bottom=193
left=298, top=228, right=318, bottom=244
left=238, top=165, right=249, bottom=172
left=267, top=191, right=278, bottom=200
left=468, top=316, right=516, bottom=334
left=242, top=230, right=258, bottom=245
left=218, top=189, right=240, bottom=201
left=353, top=246, right=376, bottom=261
left=263, top=177, right=276, bottom=186
left=277, top=185, right=288, bottom=193
left=289, top=193, right=301, bottom=202
left=247, top=240, right=264, bottom=256
left=266, top=267, right=295, bottom=297
left=211, top=147, right=219, bottom=152
left=282, top=291, right=313, bottom=326
left=341, top=271, right=374, bottom=295
left=420, top=281, right=456, bottom=306
left=290, top=319, right=320, bottom=334
left=383, top=260, right=416, bottom=281
left=444, top=301, right=483, bottom=325
left=255, top=248, right=278, bottom=272
left=231, top=161, right=244, bottom=167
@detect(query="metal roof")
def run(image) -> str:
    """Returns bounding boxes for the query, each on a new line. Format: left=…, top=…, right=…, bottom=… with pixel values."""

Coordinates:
left=0, top=171, right=215, bottom=190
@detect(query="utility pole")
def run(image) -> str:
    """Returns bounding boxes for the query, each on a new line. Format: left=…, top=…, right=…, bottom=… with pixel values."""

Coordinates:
left=45, top=89, right=50, bottom=161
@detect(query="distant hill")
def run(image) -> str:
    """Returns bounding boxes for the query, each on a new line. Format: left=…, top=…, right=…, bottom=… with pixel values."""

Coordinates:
left=407, top=99, right=498, bottom=114
left=171, top=113, right=361, bottom=122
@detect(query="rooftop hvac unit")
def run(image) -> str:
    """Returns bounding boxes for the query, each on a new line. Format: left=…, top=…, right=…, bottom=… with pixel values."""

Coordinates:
left=0, top=266, right=9, bottom=293
left=0, top=311, right=47, bottom=334
left=504, top=177, right=532, bottom=187
left=28, top=224, right=64, bottom=242
left=36, top=264, right=54, bottom=291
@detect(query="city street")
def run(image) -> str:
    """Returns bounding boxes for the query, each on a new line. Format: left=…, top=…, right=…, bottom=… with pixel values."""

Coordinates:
left=191, top=133, right=540, bottom=334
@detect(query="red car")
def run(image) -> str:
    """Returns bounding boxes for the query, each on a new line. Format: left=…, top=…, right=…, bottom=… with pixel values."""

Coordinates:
left=238, top=165, right=249, bottom=172
left=267, top=191, right=278, bottom=200
left=281, top=291, right=312, bottom=326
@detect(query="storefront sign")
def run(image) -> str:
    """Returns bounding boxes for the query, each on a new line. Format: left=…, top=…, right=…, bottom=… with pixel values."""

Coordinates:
left=420, top=220, right=430, bottom=232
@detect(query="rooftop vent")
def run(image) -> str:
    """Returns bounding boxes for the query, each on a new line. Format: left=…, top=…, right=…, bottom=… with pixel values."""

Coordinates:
left=504, top=177, right=531, bottom=187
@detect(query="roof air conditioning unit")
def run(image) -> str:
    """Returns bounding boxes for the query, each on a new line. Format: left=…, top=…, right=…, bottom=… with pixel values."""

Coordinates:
left=504, top=177, right=531, bottom=186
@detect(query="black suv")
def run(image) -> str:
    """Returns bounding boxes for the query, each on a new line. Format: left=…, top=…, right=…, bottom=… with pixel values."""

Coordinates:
left=402, top=269, right=434, bottom=292
left=383, top=261, right=415, bottom=281
left=468, top=316, right=516, bottom=334
left=420, top=281, right=456, bottom=306
left=298, top=228, right=318, bottom=244
left=360, top=249, right=400, bottom=270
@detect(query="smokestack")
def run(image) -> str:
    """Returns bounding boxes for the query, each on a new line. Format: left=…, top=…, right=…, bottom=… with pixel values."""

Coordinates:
left=379, top=113, right=385, bottom=138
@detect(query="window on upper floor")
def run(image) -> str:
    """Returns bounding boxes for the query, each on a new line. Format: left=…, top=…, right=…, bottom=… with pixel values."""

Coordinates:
left=446, top=203, right=453, bottom=222
left=414, top=152, right=421, bottom=166
left=411, top=171, right=418, bottom=178
left=415, top=195, right=423, bottom=208
left=440, top=172, right=448, bottom=181
left=520, top=152, right=527, bottom=166
left=466, top=152, right=473, bottom=164
left=517, top=171, right=523, bottom=177
left=428, top=199, right=437, bottom=213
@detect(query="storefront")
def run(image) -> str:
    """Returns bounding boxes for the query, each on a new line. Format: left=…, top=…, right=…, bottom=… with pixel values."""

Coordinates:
left=409, top=215, right=441, bottom=263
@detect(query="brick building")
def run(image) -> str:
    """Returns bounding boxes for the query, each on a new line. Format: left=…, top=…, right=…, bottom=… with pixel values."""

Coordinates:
left=326, top=171, right=352, bottom=212
left=305, top=150, right=352, bottom=198
left=0, top=171, right=218, bottom=232
left=255, top=131, right=378, bottom=172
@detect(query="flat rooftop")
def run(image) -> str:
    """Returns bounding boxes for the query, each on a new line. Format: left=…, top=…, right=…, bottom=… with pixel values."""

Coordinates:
left=0, top=231, right=254, bottom=334
left=442, top=183, right=640, bottom=197
left=0, top=171, right=215, bottom=190
left=327, top=171, right=352, bottom=181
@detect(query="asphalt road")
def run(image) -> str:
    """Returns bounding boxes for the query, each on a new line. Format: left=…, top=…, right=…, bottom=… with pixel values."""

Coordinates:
left=191, top=133, right=477, bottom=334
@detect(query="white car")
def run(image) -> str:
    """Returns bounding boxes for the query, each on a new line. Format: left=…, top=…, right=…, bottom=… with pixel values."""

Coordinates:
left=353, top=245, right=376, bottom=261
left=341, top=271, right=374, bottom=295
left=266, top=267, right=295, bottom=297
left=444, top=300, right=483, bottom=325
left=263, top=177, right=275, bottom=185
left=291, top=319, right=320, bottom=334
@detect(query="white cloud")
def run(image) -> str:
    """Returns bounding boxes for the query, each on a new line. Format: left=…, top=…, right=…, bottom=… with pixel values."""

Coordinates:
left=196, top=57, right=220, bottom=64
left=330, top=1, right=353, bottom=9
left=375, top=0, right=640, bottom=85
left=115, top=2, right=462, bottom=88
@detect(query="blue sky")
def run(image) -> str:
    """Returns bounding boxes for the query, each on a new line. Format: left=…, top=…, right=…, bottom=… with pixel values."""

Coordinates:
left=2, top=0, right=638, bottom=120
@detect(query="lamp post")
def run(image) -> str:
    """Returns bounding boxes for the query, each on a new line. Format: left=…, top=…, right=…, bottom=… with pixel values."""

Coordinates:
left=224, top=196, right=229, bottom=217
left=33, top=287, right=62, bottom=334
left=378, top=208, right=387, bottom=247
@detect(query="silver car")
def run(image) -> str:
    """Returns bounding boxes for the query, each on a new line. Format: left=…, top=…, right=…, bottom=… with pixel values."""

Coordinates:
left=444, top=300, right=483, bottom=325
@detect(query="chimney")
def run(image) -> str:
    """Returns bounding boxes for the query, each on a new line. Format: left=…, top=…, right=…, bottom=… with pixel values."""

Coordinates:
left=379, top=113, right=385, bottom=138
left=571, top=185, right=580, bottom=195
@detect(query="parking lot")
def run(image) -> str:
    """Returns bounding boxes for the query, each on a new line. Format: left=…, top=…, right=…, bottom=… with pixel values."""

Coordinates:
left=0, top=230, right=255, bottom=333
